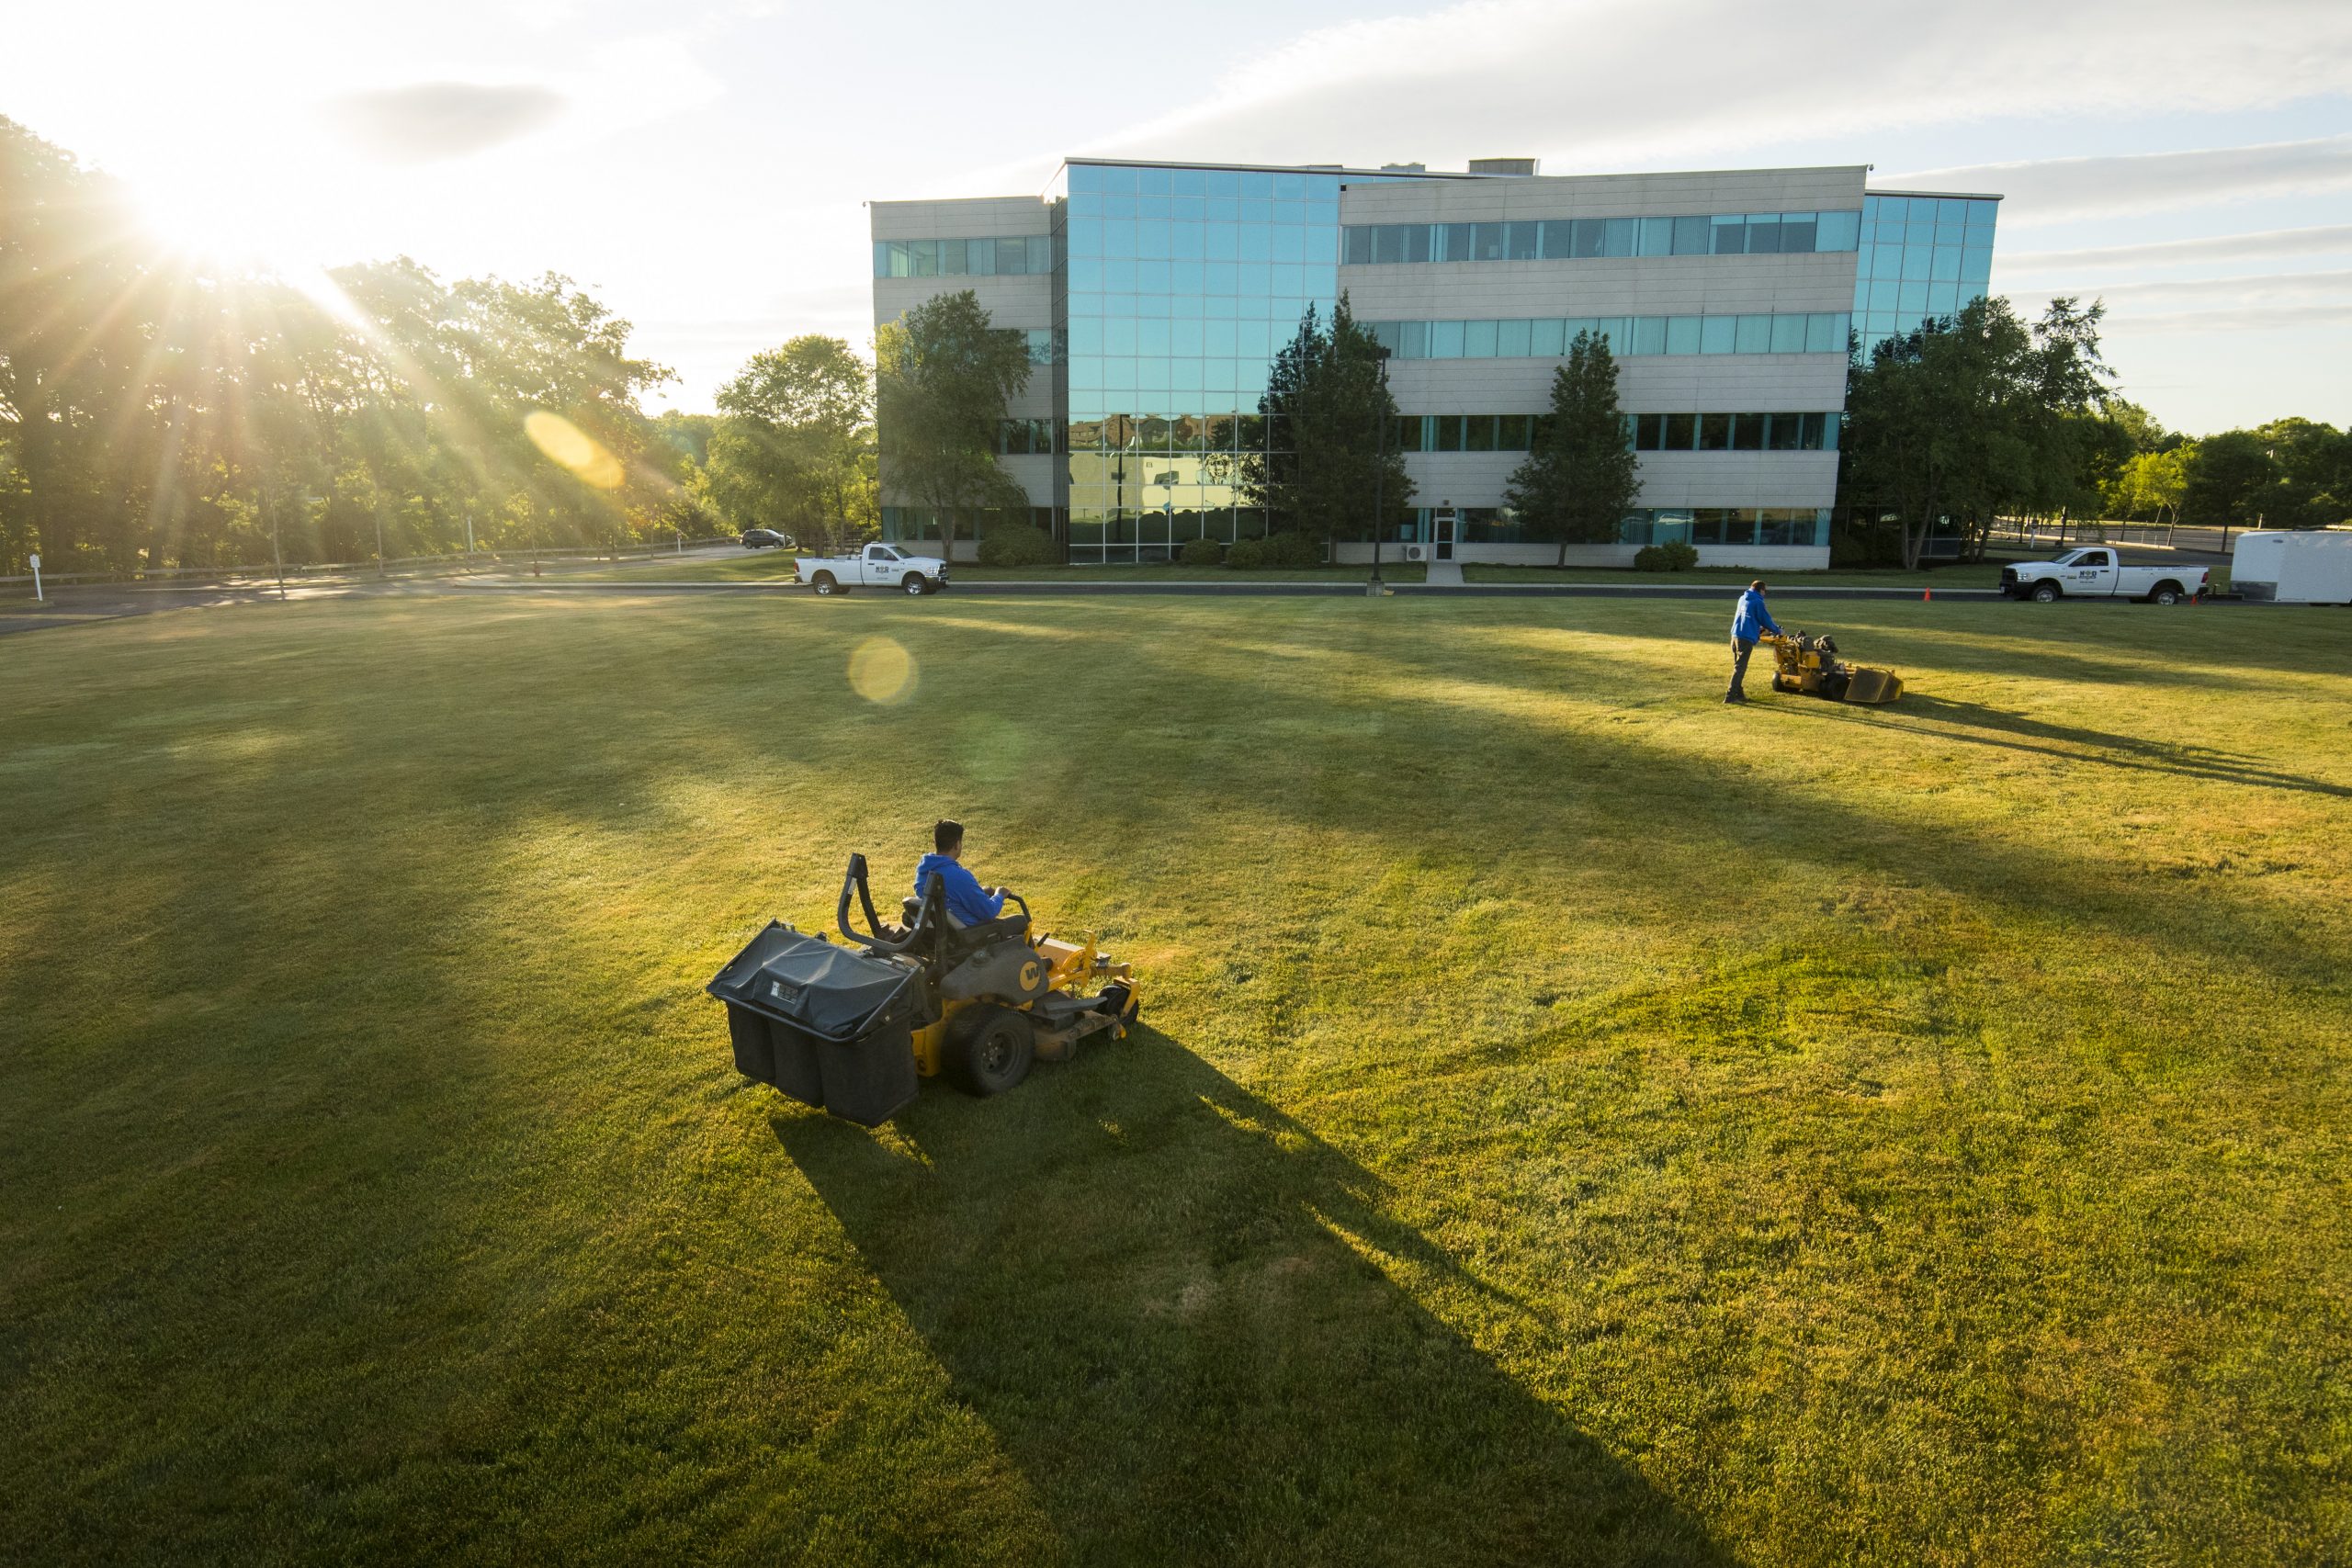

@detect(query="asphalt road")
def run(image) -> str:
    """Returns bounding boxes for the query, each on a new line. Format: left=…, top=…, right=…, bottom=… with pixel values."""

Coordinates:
left=449, top=579, right=2014, bottom=601
left=6, top=537, right=2266, bottom=635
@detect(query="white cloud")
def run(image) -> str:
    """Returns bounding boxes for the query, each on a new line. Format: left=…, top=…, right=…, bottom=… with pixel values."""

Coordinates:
left=2001, top=225, right=2352, bottom=271
left=2024, top=269, right=2352, bottom=304
left=2108, top=305, right=2352, bottom=336
left=2005, top=269, right=2352, bottom=339
left=325, top=83, right=568, bottom=164
left=1090, top=0, right=2352, bottom=175
left=1887, top=137, right=2352, bottom=226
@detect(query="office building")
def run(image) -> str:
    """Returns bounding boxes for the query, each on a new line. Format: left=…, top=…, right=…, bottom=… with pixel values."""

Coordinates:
left=871, top=158, right=1998, bottom=569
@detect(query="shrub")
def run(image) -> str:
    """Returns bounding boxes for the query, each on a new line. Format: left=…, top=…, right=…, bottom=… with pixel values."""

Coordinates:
left=1634, top=540, right=1700, bottom=572
left=1224, top=536, right=1270, bottom=570
left=1177, top=536, right=1223, bottom=567
left=977, top=524, right=1057, bottom=568
left=1266, top=533, right=1325, bottom=570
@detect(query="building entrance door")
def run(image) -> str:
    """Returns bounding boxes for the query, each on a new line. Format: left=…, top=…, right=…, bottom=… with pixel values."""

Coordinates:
left=1433, top=508, right=1457, bottom=560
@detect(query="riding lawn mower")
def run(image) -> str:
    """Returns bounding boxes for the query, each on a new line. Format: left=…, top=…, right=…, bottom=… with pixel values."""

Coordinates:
left=708, top=855, right=1139, bottom=1126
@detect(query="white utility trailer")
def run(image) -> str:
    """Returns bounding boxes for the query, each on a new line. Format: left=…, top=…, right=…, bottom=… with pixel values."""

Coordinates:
left=2230, top=530, right=2352, bottom=604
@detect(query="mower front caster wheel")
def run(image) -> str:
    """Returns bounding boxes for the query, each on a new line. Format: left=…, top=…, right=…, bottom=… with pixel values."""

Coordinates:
left=1100, top=982, right=1140, bottom=1029
left=944, top=1004, right=1035, bottom=1097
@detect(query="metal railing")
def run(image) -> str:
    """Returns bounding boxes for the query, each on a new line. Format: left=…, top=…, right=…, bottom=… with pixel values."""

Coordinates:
left=3, top=536, right=743, bottom=590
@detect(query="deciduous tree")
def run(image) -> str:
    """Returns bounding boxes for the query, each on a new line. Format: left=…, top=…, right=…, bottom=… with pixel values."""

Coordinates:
left=875, top=291, right=1032, bottom=548
left=706, top=335, right=876, bottom=549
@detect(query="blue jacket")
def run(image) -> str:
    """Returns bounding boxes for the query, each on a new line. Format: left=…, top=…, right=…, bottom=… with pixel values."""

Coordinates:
left=914, top=852, right=1005, bottom=926
left=1731, top=588, right=1783, bottom=643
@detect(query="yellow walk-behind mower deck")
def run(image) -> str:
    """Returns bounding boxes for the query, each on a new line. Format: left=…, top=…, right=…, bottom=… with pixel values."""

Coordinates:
left=708, top=854, right=1138, bottom=1125
left=1768, top=630, right=1905, bottom=704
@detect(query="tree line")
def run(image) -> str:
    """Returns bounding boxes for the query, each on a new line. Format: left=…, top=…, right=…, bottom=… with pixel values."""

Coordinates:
left=0, top=117, right=712, bottom=576
left=1836, top=296, right=2352, bottom=568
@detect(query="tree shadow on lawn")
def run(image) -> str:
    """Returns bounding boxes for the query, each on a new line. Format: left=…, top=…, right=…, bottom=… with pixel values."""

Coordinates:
left=776, top=1027, right=1740, bottom=1568
left=1768, top=694, right=2352, bottom=799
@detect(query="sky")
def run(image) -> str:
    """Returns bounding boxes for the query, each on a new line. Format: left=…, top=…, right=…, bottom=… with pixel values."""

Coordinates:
left=5, top=0, right=2347, bottom=436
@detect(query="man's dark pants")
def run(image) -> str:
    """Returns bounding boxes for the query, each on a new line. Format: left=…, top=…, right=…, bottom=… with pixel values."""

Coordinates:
left=1728, top=636, right=1757, bottom=699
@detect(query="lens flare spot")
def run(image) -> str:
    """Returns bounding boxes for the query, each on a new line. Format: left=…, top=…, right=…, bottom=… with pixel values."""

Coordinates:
left=525, top=410, right=625, bottom=490
left=848, top=637, right=916, bottom=705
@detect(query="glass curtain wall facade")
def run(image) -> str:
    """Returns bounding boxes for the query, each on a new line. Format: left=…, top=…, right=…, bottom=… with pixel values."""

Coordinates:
left=1054, top=160, right=1431, bottom=564
left=1854, top=193, right=1998, bottom=355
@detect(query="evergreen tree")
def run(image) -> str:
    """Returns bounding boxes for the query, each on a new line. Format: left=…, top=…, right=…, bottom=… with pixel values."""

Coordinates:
left=1506, top=331, right=1639, bottom=566
left=1239, top=297, right=1410, bottom=546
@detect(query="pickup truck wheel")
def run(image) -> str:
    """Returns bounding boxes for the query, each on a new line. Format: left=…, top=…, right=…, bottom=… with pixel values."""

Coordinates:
left=811, top=570, right=840, bottom=595
left=2030, top=581, right=2061, bottom=604
left=901, top=572, right=929, bottom=596
left=944, top=1005, right=1035, bottom=1096
left=2152, top=582, right=2183, bottom=605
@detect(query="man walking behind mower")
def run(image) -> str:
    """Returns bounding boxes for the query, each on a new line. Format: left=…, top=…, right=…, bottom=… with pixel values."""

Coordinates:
left=1726, top=580, right=1783, bottom=704
left=914, top=818, right=1007, bottom=927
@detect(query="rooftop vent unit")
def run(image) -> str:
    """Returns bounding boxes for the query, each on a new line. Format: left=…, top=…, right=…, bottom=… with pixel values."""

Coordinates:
left=1467, top=157, right=1540, bottom=176
left=1380, top=163, right=1428, bottom=174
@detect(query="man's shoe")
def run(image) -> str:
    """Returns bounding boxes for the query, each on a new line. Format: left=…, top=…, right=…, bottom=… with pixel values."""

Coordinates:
left=1724, top=693, right=1748, bottom=704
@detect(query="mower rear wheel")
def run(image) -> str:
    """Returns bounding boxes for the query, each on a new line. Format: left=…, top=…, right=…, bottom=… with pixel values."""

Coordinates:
left=944, top=1004, right=1035, bottom=1097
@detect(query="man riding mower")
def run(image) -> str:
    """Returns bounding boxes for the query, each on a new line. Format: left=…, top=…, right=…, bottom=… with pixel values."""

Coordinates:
left=708, top=855, right=1140, bottom=1127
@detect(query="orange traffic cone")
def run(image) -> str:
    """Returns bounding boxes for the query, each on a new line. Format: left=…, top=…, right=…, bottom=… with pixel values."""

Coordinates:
left=1923, top=588, right=1932, bottom=602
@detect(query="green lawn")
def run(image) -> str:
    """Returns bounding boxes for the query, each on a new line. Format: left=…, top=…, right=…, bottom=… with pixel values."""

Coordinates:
left=568, top=554, right=1427, bottom=584
left=4, top=593, right=2347, bottom=1564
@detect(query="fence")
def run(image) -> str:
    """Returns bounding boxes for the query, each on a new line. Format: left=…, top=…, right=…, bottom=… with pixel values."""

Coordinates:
left=2, top=536, right=743, bottom=590
left=1984, top=518, right=2182, bottom=550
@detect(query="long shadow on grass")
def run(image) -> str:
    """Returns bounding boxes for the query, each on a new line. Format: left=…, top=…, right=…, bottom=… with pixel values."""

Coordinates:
left=1779, top=694, right=2352, bottom=799
left=777, top=1029, right=1737, bottom=1568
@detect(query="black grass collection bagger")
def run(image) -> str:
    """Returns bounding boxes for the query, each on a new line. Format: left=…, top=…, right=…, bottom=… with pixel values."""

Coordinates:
left=707, top=855, right=1139, bottom=1126
left=1767, top=630, right=1905, bottom=704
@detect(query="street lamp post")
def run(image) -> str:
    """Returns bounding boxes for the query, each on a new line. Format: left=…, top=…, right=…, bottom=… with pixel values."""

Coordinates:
left=1369, top=344, right=1392, bottom=592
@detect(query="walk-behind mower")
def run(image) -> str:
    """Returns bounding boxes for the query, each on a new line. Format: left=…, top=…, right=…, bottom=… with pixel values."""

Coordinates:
left=1767, top=630, right=1905, bottom=704
left=707, top=855, right=1139, bottom=1126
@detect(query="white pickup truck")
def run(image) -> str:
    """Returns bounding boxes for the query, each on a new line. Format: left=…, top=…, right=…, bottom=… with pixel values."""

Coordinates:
left=795, top=543, right=951, bottom=596
left=2000, top=547, right=2209, bottom=605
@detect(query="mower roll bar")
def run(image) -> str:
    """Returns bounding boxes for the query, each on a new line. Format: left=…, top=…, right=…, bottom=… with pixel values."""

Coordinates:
left=835, top=852, right=1031, bottom=960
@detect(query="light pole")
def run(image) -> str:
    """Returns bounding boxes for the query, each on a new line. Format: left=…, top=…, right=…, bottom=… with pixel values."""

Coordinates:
left=1368, top=344, right=1392, bottom=592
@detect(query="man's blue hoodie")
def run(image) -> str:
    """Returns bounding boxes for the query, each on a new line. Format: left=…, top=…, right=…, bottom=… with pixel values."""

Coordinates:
left=1731, top=587, right=1783, bottom=643
left=913, top=852, right=1005, bottom=926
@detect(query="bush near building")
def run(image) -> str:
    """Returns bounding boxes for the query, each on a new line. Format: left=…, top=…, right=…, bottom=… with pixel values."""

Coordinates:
left=1634, top=541, right=1701, bottom=571
left=977, top=524, right=1057, bottom=568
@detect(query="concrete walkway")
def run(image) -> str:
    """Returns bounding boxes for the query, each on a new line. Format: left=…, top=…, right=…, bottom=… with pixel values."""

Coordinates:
left=1423, top=559, right=1465, bottom=586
